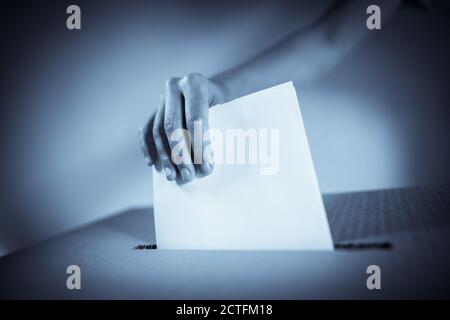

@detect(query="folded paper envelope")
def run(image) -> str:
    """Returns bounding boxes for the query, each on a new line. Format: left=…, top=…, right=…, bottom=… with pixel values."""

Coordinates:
left=153, top=82, right=333, bottom=250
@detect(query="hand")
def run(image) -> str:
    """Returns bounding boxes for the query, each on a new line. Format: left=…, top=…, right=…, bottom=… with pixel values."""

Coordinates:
left=140, top=73, right=225, bottom=183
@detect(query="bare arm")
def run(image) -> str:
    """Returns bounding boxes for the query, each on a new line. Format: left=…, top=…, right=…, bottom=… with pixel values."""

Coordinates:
left=142, top=0, right=402, bottom=183
left=212, top=0, right=402, bottom=103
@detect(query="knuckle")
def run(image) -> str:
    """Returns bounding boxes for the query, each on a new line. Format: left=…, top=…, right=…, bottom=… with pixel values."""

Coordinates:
left=164, top=115, right=178, bottom=133
left=159, top=152, right=169, bottom=162
left=186, top=116, right=197, bottom=130
left=164, top=120, right=176, bottom=133
left=186, top=72, right=203, bottom=83
left=181, top=73, right=206, bottom=92
left=165, top=77, right=179, bottom=91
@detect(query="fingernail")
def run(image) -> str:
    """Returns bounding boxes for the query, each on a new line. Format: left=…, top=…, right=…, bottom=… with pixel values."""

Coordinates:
left=180, top=167, right=192, bottom=181
left=203, top=162, right=213, bottom=173
left=204, top=149, right=214, bottom=165
left=164, top=166, right=173, bottom=179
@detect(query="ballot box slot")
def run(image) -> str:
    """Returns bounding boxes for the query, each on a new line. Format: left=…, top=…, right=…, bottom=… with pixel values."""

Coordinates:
left=134, top=244, right=157, bottom=250
left=334, top=241, right=392, bottom=250
left=132, top=242, right=392, bottom=251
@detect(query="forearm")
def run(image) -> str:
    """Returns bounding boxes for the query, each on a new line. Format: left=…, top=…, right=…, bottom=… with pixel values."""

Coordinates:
left=211, top=0, right=401, bottom=104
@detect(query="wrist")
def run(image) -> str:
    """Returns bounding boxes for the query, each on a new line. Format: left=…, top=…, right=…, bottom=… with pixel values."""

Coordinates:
left=209, top=75, right=231, bottom=106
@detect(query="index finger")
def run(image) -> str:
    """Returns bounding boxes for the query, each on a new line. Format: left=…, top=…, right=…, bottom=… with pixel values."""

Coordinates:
left=181, top=78, right=214, bottom=176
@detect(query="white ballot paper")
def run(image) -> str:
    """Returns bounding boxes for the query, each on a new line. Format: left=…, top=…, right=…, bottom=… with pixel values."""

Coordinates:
left=153, top=82, right=333, bottom=250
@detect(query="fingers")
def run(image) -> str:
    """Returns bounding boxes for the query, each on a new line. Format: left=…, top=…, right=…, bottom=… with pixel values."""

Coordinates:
left=140, top=114, right=157, bottom=166
left=143, top=73, right=216, bottom=184
left=164, top=78, right=195, bottom=183
left=180, top=74, right=214, bottom=176
left=139, top=126, right=151, bottom=165
left=152, top=102, right=177, bottom=181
